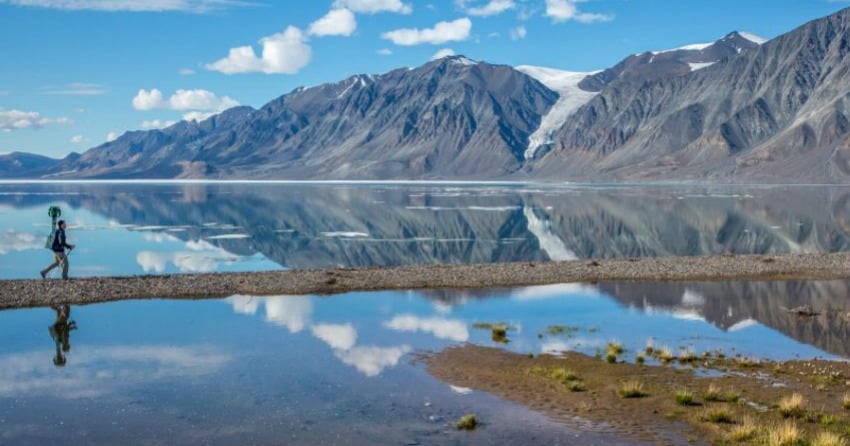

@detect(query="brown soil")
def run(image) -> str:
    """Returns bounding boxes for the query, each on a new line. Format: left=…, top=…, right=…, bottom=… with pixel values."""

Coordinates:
left=424, top=344, right=850, bottom=445
left=4, top=252, right=850, bottom=310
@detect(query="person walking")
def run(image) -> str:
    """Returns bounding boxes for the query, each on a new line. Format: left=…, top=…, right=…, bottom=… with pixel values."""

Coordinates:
left=41, top=220, right=75, bottom=280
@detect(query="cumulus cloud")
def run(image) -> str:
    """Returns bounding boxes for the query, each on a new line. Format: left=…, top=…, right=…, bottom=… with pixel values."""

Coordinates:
left=464, top=0, right=514, bottom=16
left=510, top=25, right=527, bottom=40
left=206, top=26, right=312, bottom=75
left=132, top=88, right=238, bottom=112
left=70, top=135, right=86, bottom=144
left=309, top=8, right=357, bottom=37
left=0, top=109, right=72, bottom=132
left=0, top=345, right=229, bottom=399
left=382, top=18, right=472, bottom=46
left=136, top=240, right=241, bottom=274
left=335, top=345, right=411, bottom=377
left=106, top=131, right=119, bottom=142
left=0, top=0, right=253, bottom=13
left=40, top=82, right=106, bottom=96
left=544, top=0, right=612, bottom=23
left=332, top=0, right=411, bottom=14
left=0, top=230, right=42, bottom=254
left=140, top=119, right=178, bottom=130
left=377, top=48, right=393, bottom=55
left=383, top=315, right=469, bottom=342
left=312, top=324, right=358, bottom=350
left=431, top=48, right=456, bottom=60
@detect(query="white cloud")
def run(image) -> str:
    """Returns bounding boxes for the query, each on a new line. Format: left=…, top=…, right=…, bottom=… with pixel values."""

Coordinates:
left=465, top=0, right=514, bottom=16
left=0, top=0, right=253, bottom=13
left=312, top=324, right=357, bottom=350
left=263, top=296, right=313, bottom=333
left=140, top=119, right=178, bottom=130
left=431, top=48, right=456, bottom=60
left=0, top=230, right=42, bottom=254
left=106, top=131, right=119, bottom=142
left=206, top=26, right=312, bottom=75
left=383, top=315, right=469, bottom=341
left=178, top=68, right=196, bottom=75
left=309, top=8, right=357, bottom=37
left=136, top=240, right=241, bottom=273
left=382, top=18, right=472, bottom=46
left=0, top=109, right=72, bottom=132
left=168, top=89, right=239, bottom=111
left=41, top=83, right=106, bottom=96
left=377, top=48, right=393, bottom=55
left=332, top=0, right=411, bottom=14
left=544, top=0, right=612, bottom=23
left=132, top=88, right=165, bottom=110
left=70, top=135, right=86, bottom=144
left=0, top=345, right=229, bottom=399
left=335, top=345, right=411, bottom=377
left=510, top=25, right=527, bottom=40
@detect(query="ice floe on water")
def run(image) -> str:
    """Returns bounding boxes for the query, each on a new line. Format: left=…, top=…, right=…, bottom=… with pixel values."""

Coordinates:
left=321, top=231, right=369, bottom=238
left=205, top=234, right=250, bottom=240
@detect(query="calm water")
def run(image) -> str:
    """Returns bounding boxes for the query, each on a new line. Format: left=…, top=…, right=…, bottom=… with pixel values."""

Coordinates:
left=2, top=183, right=850, bottom=444
left=2, top=183, right=850, bottom=278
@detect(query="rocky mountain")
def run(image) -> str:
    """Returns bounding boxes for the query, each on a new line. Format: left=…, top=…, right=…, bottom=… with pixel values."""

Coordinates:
left=25, top=57, right=556, bottom=180
left=536, top=8, right=850, bottom=182
left=3, top=7, right=850, bottom=182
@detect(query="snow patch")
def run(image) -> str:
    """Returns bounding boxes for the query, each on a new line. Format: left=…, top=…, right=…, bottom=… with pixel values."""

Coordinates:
left=523, top=206, right=577, bottom=261
left=516, top=65, right=597, bottom=160
left=688, top=62, right=715, bottom=71
left=738, top=31, right=768, bottom=45
left=652, top=42, right=713, bottom=55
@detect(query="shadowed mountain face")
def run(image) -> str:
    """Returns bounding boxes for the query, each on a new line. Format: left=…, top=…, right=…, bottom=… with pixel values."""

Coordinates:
left=539, top=9, right=850, bottom=182
left=3, top=8, right=850, bottom=182
left=16, top=58, right=556, bottom=180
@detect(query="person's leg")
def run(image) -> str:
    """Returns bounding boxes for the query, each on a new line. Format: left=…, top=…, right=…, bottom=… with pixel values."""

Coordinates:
left=41, top=254, right=60, bottom=278
left=59, top=253, right=69, bottom=280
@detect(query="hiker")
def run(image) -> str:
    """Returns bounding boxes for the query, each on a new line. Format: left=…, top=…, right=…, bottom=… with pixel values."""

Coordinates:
left=48, top=304, right=77, bottom=367
left=40, top=220, right=75, bottom=280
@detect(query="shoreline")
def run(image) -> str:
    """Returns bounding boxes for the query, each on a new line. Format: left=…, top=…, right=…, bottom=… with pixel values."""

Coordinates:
left=3, top=252, right=850, bottom=310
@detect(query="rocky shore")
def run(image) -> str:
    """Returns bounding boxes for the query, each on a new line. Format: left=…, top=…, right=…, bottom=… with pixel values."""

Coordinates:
left=2, top=252, right=850, bottom=310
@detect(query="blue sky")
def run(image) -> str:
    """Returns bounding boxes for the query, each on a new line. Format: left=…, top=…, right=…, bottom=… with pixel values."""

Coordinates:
left=0, top=0, right=847, bottom=158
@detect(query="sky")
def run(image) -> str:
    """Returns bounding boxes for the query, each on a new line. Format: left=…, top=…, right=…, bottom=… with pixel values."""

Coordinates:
left=0, top=0, right=848, bottom=158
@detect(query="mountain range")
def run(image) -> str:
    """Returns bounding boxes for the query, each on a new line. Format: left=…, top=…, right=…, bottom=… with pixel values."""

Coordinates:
left=2, top=7, right=850, bottom=182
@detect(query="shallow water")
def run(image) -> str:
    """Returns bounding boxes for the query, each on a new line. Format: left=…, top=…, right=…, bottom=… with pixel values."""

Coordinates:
left=1, top=280, right=847, bottom=444
left=2, top=183, right=850, bottom=278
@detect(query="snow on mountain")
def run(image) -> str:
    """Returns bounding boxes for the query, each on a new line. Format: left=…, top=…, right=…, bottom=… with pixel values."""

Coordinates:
left=516, top=65, right=597, bottom=160
left=689, top=62, right=716, bottom=71
left=738, top=31, right=768, bottom=44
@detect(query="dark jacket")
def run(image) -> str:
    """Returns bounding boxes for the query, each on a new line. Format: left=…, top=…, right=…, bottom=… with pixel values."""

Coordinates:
left=52, top=229, right=71, bottom=253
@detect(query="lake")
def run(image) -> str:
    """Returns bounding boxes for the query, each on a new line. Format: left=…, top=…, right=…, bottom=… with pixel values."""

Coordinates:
left=1, top=183, right=849, bottom=444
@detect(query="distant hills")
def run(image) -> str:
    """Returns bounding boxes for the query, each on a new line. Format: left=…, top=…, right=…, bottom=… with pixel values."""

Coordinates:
left=3, top=7, right=850, bottom=182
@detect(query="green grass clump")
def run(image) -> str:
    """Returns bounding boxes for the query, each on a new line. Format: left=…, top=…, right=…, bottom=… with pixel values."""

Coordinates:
left=842, top=393, right=850, bottom=410
left=658, top=346, right=675, bottom=364
left=700, top=406, right=735, bottom=424
left=618, top=380, right=648, bottom=399
left=778, top=393, right=805, bottom=419
left=675, top=389, right=698, bottom=406
left=529, top=366, right=586, bottom=392
left=544, top=325, right=579, bottom=336
left=703, top=384, right=738, bottom=403
left=607, top=341, right=624, bottom=355
left=636, top=354, right=645, bottom=365
left=678, top=348, right=697, bottom=364
left=455, top=414, right=479, bottom=430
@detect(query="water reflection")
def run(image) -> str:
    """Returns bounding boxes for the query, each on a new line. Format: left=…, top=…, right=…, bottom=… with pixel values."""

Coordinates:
left=48, top=304, right=76, bottom=367
left=2, top=184, right=850, bottom=277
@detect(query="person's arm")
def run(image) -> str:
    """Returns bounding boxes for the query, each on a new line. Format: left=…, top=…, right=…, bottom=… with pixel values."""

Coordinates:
left=60, top=231, right=74, bottom=250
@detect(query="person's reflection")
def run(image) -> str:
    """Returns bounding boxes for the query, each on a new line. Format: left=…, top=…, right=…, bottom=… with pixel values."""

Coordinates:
left=48, top=304, right=77, bottom=367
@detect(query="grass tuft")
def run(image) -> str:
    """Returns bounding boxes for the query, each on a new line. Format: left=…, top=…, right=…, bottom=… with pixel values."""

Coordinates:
left=675, top=389, right=698, bottom=406
left=778, top=393, right=805, bottom=419
left=811, top=431, right=847, bottom=446
left=843, top=393, right=850, bottom=411
left=455, top=414, right=478, bottom=431
left=618, top=380, right=648, bottom=399
left=658, top=346, right=675, bottom=364
left=765, top=421, right=803, bottom=446
left=678, top=347, right=697, bottom=364
left=700, top=406, right=735, bottom=424
left=728, top=415, right=758, bottom=442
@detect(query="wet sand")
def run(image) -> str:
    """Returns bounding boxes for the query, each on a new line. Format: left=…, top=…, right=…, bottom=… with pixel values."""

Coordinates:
left=3, top=252, right=850, bottom=310
left=425, top=344, right=850, bottom=445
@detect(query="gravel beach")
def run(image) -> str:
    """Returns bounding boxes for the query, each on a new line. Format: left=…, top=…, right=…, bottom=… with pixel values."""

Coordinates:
left=2, top=252, right=849, bottom=310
